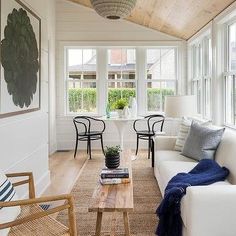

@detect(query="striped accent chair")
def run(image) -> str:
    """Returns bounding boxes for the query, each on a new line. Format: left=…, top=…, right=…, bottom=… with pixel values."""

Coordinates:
left=0, top=171, right=20, bottom=236
left=0, top=171, right=77, bottom=236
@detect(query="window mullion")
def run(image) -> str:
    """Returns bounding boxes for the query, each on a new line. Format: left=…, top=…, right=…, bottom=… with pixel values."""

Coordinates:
left=232, top=75, right=236, bottom=125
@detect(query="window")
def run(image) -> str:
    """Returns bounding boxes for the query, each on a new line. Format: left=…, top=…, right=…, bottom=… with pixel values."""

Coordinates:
left=66, top=48, right=97, bottom=114
left=146, top=48, right=177, bottom=112
left=224, top=22, right=236, bottom=125
left=64, top=45, right=180, bottom=115
left=190, top=35, right=212, bottom=119
left=107, top=49, right=136, bottom=108
left=203, top=37, right=212, bottom=119
left=191, top=44, right=202, bottom=114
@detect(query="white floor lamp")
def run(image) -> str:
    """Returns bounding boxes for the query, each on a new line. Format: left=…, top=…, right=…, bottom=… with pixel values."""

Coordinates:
left=164, top=95, right=197, bottom=135
left=165, top=95, right=197, bottom=117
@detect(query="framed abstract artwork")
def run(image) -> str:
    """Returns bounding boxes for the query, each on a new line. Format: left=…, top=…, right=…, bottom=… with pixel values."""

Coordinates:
left=0, top=0, right=41, bottom=118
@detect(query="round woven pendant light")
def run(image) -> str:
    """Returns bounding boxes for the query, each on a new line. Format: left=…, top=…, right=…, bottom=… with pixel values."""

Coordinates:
left=90, top=0, right=137, bottom=20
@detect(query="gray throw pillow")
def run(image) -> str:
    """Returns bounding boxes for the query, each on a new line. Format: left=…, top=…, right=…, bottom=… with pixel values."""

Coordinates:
left=182, top=121, right=225, bottom=161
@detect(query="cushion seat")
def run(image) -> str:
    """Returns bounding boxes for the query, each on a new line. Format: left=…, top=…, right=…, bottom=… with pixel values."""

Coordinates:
left=158, top=161, right=198, bottom=191
left=137, top=130, right=155, bottom=136
left=155, top=150, right=196, bottom=167
left=78, top=131, right=102, bottom=136
left=9, top=204, right=69, bottom=236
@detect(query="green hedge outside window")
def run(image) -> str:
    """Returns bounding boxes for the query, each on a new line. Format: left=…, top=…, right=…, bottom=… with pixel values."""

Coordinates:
left=68, top=88, right=174, bottom=113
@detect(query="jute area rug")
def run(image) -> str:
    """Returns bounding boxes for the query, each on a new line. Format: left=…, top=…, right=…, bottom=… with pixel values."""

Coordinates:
left=57, top=151, right=162, bottom=235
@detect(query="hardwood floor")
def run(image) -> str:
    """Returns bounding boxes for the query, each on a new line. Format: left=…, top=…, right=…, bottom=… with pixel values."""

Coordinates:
left=43, top=149, right=144, bottom=197
left=42, top=150, right=89, bottom=197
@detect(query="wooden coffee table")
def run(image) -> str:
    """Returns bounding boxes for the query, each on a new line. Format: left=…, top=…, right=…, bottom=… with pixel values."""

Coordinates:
left=89, top=150, right=134, bottom=236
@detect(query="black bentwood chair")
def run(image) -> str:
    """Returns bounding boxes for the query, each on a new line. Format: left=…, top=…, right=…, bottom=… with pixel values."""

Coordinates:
left=73, top=116, right=106, bottom=159
left=133, top=114, right=165, bottom=159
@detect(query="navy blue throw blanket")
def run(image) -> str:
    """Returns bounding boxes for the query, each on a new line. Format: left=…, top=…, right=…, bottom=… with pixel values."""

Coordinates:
left=156, top=159, right=229, bottom=236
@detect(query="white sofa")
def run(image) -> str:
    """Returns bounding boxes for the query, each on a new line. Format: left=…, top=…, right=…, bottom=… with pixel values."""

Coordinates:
left=153, top=129, right=236, bottom=236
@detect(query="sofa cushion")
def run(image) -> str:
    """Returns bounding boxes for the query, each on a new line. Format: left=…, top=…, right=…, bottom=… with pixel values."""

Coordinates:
left=155, top=150, right=196, bottom=167
left=182, top=122, right=225, bottom=161
left=158, top=161, right=198, bottom=192
left=180, top=181, right=231, bottom=228
left=0, top=171, right=21, bottom=236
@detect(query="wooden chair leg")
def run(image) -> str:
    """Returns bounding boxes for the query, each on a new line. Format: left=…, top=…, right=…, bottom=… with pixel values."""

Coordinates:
left=148, top=137, right=151, bottom=159
left=87, top=140, right=89, bottom=154
left=101, top=135, right=105, bottom=155
left=88, top=137, right=92, bottom=159
left=135, top=135, right=139, bottom=156
left=151, top=139, right=155, bottom=168
left=68, top=196, right=77, bottom=236
left=74, top=137, right=78, bottom=158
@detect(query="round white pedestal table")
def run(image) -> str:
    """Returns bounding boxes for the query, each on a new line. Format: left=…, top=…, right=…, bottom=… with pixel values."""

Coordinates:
left=100, top=116, right=143, bottom=160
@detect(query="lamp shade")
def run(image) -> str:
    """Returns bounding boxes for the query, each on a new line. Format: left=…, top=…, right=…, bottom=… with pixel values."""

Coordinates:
left=164, top=95, right=197, bottom=118
left=90, top=0, right=137, bottom=20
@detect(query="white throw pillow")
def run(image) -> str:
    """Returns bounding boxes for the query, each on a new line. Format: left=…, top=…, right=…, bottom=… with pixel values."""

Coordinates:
left=174, top=117, right=191, bottom=151
left=0, top=171, right=21, bottom=236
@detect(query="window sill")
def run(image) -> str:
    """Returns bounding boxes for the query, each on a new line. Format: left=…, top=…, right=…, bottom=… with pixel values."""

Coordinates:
left=224, top=124, right=236, bottom=131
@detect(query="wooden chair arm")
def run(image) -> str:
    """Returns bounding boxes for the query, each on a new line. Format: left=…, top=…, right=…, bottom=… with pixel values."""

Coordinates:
left=0, top=194, right=73, bottom=208
left=6, top=172, right=34, bottom=178
left=0, top=194, right=77, bottom=235
left=6, top=172, right=35, bottom=198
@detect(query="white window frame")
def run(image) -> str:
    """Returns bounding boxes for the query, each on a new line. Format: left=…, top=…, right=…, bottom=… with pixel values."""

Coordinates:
left=65, top=46, right=99, bottom=115
left=223, top=19, right=236, bottom=126
left=189, top=33, right=212, bottom=119
left=145, top=47, right=178, bottom=113
left=60, top=41, right=183, bottom=117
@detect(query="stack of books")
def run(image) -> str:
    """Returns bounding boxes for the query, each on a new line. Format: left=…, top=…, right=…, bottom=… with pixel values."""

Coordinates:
left=100, top=167, right=130, bottom=185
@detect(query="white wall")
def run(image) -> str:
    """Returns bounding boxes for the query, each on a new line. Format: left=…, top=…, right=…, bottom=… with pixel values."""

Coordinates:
left=55, top=0, right=186, bottom=151
left=1, top=0, right=56, bottom=197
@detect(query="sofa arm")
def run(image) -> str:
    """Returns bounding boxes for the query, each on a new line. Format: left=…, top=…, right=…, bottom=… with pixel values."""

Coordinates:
left=153, top=136, right=177, bottom=151
left=183, top=185, right=236, bottom=236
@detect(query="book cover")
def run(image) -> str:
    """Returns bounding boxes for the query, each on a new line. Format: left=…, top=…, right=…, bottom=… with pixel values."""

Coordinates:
left=101, top=167, right=129, bottom=174
left=100, top=177, right=130, bottom=185
left=101, top=167, right=129, bottom=179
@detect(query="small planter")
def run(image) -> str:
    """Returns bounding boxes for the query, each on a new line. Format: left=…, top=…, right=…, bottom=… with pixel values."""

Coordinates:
left=105, top=154, right=120, bottom=169
left=104, top=145, right=121, bottom=169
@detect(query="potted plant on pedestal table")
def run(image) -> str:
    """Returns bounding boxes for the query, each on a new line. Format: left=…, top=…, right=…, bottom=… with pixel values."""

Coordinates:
left=114, top=99, right=128, bottom=118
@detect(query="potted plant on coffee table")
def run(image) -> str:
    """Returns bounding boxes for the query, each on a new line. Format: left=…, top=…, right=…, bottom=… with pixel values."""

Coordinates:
left=104, top=145, right=121, bottom=169
left=114, top=99, right=128, bottom=118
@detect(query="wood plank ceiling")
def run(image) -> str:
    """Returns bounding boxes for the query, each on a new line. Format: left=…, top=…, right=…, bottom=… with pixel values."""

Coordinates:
left=67, top=0, right=236, bottom=40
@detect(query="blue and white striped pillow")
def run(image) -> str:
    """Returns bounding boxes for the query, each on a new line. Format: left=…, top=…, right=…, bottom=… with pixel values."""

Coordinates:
left=0, top=171, right=21, bottom=236
left=0, top=178, right=16, bottom=206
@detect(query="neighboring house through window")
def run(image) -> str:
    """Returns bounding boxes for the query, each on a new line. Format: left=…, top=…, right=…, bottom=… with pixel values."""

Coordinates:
left=107, top=49, right=136, bottom=108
